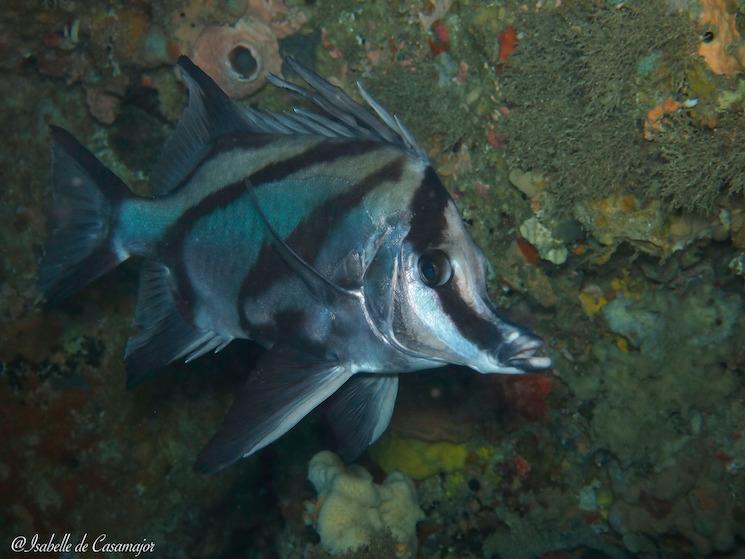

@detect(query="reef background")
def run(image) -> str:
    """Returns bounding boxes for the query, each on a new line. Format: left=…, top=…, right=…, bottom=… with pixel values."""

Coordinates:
left=1, top=0, right=744, bottom=558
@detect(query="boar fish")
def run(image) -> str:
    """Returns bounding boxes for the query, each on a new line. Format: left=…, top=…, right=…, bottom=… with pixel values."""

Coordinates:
left=39, top=56, right=551, bottom=472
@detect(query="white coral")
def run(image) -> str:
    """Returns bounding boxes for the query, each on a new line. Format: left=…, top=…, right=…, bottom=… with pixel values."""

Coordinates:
left=307, top=451, right=424, bottom=556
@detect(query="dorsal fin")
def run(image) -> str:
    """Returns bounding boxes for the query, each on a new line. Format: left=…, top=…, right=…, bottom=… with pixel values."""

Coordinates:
left=267, top=57, right=429, bottom=162
left=153, top=56, right=428, bottom=196
left=150, top=56, right=253, bottom=196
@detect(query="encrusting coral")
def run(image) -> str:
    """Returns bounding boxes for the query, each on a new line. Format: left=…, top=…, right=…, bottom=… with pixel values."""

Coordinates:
left=305, top=451, right=424, bottom=557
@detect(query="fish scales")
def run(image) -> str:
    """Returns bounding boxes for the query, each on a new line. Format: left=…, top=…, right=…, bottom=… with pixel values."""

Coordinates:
left=124, top=138, right=415, bottom=340
left=185, top=146, right=412, bottom=340
left=39, top=56, right=552, bottom=472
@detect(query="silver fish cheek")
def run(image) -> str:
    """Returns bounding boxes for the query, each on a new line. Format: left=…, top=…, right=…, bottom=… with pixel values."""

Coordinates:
left=382, top=246, right=474, bottom=365
left=311, top=286, right=433, bottom=375
left=356, top=229, right=443, bottom=371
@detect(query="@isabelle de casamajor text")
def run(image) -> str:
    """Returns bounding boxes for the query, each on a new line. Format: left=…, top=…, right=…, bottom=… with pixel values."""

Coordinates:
left=11, top=533, right=156, bottom=556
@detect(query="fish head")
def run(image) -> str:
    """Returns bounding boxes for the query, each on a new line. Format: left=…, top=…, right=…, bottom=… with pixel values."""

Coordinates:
left=365, top=168, right=552, bottom=374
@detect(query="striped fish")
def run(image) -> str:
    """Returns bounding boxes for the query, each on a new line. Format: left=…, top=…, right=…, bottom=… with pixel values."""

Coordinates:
left=39, top=56, right=551, bottom=473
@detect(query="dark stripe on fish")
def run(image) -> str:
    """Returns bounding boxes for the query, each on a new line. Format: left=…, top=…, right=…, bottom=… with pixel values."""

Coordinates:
left=237, top=155, right=406, bottom=333
left=407, top=167, right=499, bottom=351
left=248, top=139, right=379, bottom=186
left=436, top=280, right=503, bottom=351
left=166, top=133, right=278, bottom=195
left=159, top=139, right=382, bottom=320
left=406, top=166, right=451, bottom=252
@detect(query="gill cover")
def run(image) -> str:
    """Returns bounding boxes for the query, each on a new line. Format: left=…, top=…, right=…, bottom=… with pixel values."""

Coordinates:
left=361, top=223, right=431, bottom=361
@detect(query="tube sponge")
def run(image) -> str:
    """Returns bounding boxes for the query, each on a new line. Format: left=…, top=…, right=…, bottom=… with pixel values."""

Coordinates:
left=191, top=16, right=281, bottom=98
left=307, top=451, right=424, bottom=557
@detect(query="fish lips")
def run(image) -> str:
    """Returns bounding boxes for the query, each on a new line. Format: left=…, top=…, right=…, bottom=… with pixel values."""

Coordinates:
left=494, top=332, right=552, bottom=373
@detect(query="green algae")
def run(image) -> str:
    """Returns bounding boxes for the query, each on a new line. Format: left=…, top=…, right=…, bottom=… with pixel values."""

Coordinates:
left=308, top=0, right=510, bottom=151
left=363, top=60, right=477, bottom=150
left=500, top=0, right=745, bottom=213
left=653, top=111, right=745, bottom=210
left=572, top=282, right=743, bottom=468
left=304, top=529, right=404, bottom=559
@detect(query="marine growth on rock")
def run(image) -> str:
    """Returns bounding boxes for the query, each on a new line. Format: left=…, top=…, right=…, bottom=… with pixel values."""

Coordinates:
left=192, top=16, right=282, bottom=98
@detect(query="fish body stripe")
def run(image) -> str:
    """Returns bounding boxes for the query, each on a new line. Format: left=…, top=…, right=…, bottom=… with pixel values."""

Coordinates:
left=182, top=174, right=355, bottom=336
left=158, top=139, right=384, bottom=320
left=237, top=155, right=407, bottom=333
left=406, top=167, right=500, bottom=352
left=164, top=132, right=278, bottom=196
left=435, top=281, right=503, bottom=351
left=406, top=167, right=451, bottom=252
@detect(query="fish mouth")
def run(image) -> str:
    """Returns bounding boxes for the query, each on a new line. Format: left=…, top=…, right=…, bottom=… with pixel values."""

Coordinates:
left=498, top=333, right=552, bottom=372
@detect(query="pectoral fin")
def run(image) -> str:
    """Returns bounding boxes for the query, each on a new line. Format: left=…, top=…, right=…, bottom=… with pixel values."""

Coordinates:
left=326, top=374, right=399, bottom=461
left=195, top=346, right=351, bottom=473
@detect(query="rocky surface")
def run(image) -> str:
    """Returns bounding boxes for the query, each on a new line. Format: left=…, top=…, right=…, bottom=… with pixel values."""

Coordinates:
left=1, top=0, right=744, bottom=557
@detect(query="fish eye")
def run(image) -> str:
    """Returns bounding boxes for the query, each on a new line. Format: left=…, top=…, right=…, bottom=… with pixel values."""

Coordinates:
left=418, top=250, right=452, bottom=288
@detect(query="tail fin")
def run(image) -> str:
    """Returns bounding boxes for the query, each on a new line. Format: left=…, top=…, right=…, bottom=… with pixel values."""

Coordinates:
left=38, top=126, right=132, bottom=303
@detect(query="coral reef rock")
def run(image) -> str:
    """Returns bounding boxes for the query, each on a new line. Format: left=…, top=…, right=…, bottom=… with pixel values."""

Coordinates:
left=574, top=195, right=726, bottom=258
left=519, top=216, right=568, bottom=265
left=306, top=451, right=424, bottom=557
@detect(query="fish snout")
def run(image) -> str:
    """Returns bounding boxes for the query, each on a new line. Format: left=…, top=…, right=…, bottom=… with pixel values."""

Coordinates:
left=494, top=331, right=552, bottom=373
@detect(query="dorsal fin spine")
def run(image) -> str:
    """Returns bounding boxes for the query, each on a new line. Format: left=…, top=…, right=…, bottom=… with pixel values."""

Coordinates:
left=151, top=56, right=428, bottom=197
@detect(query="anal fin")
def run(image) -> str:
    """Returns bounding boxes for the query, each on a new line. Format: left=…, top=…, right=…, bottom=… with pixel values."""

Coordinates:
left=124, top=260, right=230, bottom=386
left=195, top=345, right=351, bottom=473
left=326, top=374, right=399, bottom=461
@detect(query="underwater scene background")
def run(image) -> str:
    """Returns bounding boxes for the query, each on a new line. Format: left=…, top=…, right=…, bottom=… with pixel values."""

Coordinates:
left=1, top=0, right=745, bottom=557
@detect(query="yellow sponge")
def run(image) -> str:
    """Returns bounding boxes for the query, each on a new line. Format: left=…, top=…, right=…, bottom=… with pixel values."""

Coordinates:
left=369, top=434, right=468, bottom=480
